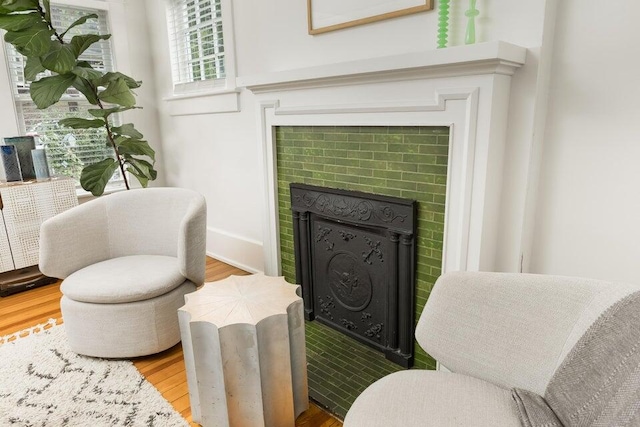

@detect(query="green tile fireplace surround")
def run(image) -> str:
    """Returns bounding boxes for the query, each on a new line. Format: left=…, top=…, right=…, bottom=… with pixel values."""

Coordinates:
left=276, top=125, right=449, bottom=418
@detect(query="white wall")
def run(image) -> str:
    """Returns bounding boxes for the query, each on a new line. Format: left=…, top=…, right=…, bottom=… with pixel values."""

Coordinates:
left=144, top=0, right=549, bottom=273
left=530, top=1, right=640, bottom=284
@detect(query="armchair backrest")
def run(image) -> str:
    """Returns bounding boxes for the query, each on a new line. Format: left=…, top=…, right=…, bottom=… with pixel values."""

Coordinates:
left=416, top=271, right=640, bottom=395
left=39, top=187, right=206, bottom=285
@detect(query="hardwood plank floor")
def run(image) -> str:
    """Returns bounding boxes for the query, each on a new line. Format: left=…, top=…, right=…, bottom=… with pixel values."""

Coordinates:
left=0, top=257, right=343, bottom=427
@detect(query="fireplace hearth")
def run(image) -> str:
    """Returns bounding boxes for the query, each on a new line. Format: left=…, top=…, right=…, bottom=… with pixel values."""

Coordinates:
left=291, top=183, right=417, bottom=367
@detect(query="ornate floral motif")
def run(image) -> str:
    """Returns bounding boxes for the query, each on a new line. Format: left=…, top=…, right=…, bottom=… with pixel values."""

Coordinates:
left=362, top=237, right=384, bottom=265
left=338, top=230, right=356, bottom=241
left=340, top=319, right=358, bottom=331
left=315, top=226, right=334, bottom=251
left=364, top=323, right=384, bottom=340
left=373, top=206, right=407, bottom=224
left=318, top=295, right=335, bottom=320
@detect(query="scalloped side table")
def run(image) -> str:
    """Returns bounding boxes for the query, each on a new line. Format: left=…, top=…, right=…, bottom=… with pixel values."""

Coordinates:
left=178, top=274, right=309, bottom=427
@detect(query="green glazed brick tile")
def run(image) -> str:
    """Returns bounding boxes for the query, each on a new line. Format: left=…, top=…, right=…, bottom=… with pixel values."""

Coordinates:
left=324, top=133, right=350, bottom=142
left=334, top=158, right=360, bottom=167
left=372, top=152, right=402, bottom=162
left=420, top=126, right=449, bottom=134
left=436, top=156, right=449, bottom=165
left=388, top=143, right=419, bottom=153
left=313, top=140, right=336, bottom=149
left=359, top=177, right=387, bottom=187
left=302, top=148, right=324, bottom=156
left=303, top=163, right=325, bottom=172
left=361, top=143, right=389, bottom=152
left=358, top=159, right=387, bottom=170
left=312, top=172, right=336, bottom=181
left=387, top=179, right=417, bottom=191
left=404, top=134, right=438, bottom=145
left=419, top=144, right=449, bottom=155
left=416, top=183, right=447, bottom=195
left=373, top=134, right=403, bottom=143
left=325, top=165, right=348, bottom=174
left=346, top=167, right=374, bottom=177
left=324, top=149, right=349, bottom=158
left=372, top=169, right=402, bottom=180
left=401, top=171, right=432, bottom=183
left=417, top=164, right=448, bottom=175
left=387, top=162, right=418, bottom=172
left=347, top=150, right=373, bottom=160
left=402, top=153, right=443, bottom=164
left=347, top=133, right=374, bottom=143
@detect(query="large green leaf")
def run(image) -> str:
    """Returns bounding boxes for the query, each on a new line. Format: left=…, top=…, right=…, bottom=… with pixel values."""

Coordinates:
left=93, top=72, right=141, bottom=89
left=98, top=77, right=136, bottom=107
left=59, top=117, right=105, bottom=129
left=69, top=34, right=110, bottom=57
left=124, top=157, right=157, bottom=188
left=30, top=73, right=75, bottom=109
left=80, top=158, right=119, bottom=196
left=112, top=123, right=143, bottom=139
left=40, top=41, right=76, bottom=74
left=23, top=55, right=44, bottom=80
left=117, top=139, right=155, bottom=161
left=72, top=65, right=103, bottom=81
left=72, top=76, right=99, bottom=105
left=0, top=12, right=41, bottom=31
left=4, top=22, right=54, bottom=56
left=60, top=13, right=97, bottom=39
left=0, top=0, right=39, bottom=13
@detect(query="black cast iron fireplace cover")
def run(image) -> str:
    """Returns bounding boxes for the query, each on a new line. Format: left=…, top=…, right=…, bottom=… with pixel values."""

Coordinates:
left=290, top=183, right=417, bottom=367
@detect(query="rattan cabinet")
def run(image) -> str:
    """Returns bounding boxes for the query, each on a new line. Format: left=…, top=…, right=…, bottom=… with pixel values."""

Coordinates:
left=0, top=177, right=77, bottom=295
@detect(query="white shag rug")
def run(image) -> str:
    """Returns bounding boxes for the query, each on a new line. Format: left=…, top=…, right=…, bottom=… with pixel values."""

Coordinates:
left=0, top=320, right=189, bottom=427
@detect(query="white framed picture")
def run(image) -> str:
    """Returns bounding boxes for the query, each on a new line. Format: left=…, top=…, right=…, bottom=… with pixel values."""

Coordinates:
left=307, top=0, right=433, bottom=34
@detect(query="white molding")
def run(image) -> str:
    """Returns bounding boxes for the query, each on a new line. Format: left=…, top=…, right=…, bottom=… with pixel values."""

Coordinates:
left=237, top=41, right=526, bottom=94
left=206, top=227, right=264, bottom=274
left=166, top=90, right=240, bottom=116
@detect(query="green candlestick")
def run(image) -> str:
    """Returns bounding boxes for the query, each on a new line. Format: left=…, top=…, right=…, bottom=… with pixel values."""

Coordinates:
left=465, top=0, right=479, bottom=45
left=437, top=0, right=450, bottom=49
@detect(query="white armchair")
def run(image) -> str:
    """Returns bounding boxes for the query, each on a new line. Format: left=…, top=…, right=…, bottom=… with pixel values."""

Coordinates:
left=39, top=187, right=206, bottom=358
left=344, top=271, right=640, bottom=426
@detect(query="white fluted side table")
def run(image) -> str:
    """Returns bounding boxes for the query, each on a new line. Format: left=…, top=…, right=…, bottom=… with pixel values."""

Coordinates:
left=178, top=274, right=309, bottom=427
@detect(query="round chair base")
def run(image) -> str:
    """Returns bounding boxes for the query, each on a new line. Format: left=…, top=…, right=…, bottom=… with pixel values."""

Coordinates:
left=61, top=281, right=196, bottom=358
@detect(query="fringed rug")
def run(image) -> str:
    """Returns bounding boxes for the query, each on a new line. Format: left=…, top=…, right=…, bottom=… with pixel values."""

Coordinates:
left=0, top=320, right=188, bottom=426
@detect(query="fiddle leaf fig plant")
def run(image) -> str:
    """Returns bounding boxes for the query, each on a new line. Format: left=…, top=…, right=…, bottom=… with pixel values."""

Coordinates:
left=0, top=0, right=157, bottom=196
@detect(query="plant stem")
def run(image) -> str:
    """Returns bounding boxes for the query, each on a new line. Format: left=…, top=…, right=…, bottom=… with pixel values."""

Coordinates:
left=38, top=4, right=130, bottom=190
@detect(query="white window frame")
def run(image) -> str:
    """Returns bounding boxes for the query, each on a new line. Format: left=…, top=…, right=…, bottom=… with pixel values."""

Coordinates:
left=0, top=0, right=135, bottom=196
left=163, top=0, right=238, bottom=115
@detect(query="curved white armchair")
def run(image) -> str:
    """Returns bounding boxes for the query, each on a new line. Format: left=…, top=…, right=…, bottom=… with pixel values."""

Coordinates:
left=39, top=187, right=206, bottom=358
left=345, top=272, right=640, bottom=427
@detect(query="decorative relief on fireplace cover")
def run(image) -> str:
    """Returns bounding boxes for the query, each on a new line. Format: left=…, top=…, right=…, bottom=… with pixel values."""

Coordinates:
left=291, top=183, right=417, bottom=367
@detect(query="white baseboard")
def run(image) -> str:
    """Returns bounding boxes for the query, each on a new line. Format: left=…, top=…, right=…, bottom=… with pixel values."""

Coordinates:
left=206, top=227, right=264, bottom=274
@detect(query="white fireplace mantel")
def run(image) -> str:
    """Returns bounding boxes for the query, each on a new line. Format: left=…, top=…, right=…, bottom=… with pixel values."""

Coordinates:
left=239, top=41, right=527, bottom=276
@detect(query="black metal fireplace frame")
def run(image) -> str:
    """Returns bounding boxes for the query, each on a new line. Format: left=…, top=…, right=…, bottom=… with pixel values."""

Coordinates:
left=290, top=183, right=417, bottom=367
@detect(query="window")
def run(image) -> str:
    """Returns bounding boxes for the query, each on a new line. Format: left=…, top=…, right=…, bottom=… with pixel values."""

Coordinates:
left=5, top=4, right=120, bottom=184
left=167, top=0, right=227, bottom=89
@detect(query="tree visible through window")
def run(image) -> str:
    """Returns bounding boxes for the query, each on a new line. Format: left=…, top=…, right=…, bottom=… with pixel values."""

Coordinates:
left=168, top=0, right=226, bottom=85
left=5, top=5, right=120, bottom=184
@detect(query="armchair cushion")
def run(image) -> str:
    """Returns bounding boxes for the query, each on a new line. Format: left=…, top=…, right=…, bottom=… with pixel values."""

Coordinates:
left=344, top=370, right=522, bottom=427
left=61, top=255, right=185, bottom=304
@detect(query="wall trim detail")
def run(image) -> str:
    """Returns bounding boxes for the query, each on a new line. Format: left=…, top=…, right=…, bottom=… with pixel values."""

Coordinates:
left=206, top=227, right=264, bottom=274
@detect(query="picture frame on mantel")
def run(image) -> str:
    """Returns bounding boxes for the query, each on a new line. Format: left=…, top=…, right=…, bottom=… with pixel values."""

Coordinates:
left=307, top=0, right=433, bottom=35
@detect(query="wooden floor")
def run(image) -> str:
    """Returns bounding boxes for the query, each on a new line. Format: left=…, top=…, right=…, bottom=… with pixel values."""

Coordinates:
left=0, top=257, right=343, bottom=427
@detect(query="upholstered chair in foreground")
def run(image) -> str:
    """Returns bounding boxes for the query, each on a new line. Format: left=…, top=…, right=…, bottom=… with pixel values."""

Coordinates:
left=39, top=187, right=206, bottom=358
left=344, top=271, right=640, bottom=427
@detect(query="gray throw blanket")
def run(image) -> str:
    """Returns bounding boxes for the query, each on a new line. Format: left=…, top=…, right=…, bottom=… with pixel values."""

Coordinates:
left=512, top=290, right=640, bottom=427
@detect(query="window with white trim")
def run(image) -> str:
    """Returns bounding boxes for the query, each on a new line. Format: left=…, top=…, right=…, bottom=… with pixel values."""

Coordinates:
left=5, top=4, right=120, bottom=183
left=167, top=0, right=227, bottom=90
